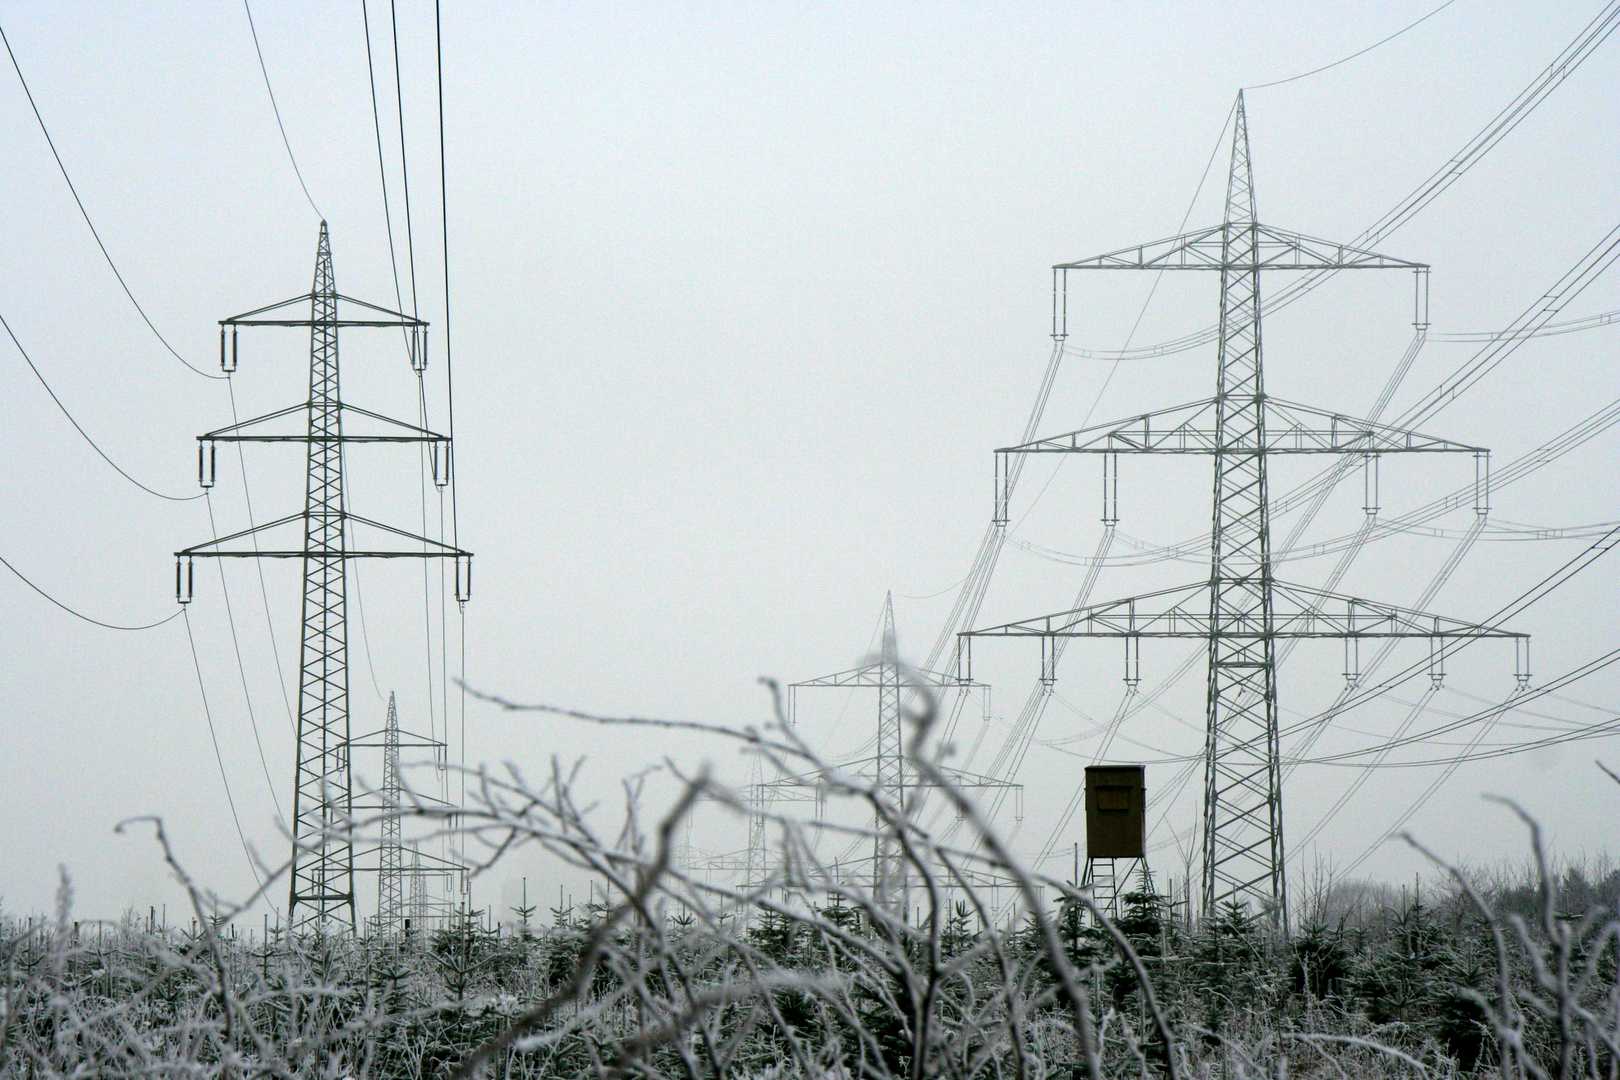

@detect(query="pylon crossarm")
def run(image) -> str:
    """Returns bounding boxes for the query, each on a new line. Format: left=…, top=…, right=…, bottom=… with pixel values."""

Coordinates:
left=176, top=512, right=469, bottom=558
left=923, top=765, right=1021, bottom=792
left=352, top=850, right=465, bottom=870
left=1056, top=222, right=1427, bottom=272
left=1001, top=400, right=1218, bottom=453
left=352, top=792, right=456, bottom=811
left=345, top=511, right=469, bottom=554
left=963, top=580, right=1525, bottom=640
left=963, top=582, right=1207, bottom=638
left=351, top=728, right=447, bottom=747
left=999, top=397, right=1483, bottom=456
left=176, top=511, right=305, bottom=555
left=222, top=291, right=425, bottom=327
left=793, top=664, right=985, bottom=690
left=1262, top=399, right=1484, bottom=453
left=200, top=403, right=447, bottom=444
left=1271, top=582, right=1526, bottom=640
left=198, top=403, right=306, bottom=440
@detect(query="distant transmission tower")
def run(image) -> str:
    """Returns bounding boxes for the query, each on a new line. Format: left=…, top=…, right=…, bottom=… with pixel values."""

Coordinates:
left=178, top=223, right=471, bottom=933
left=748, top=594, right=1016, bottom=912
left=376, top=693, right=404, bottom=930
left=962, top=94, right=1528, bottom=921
left=355, top=691, right=462, bottom=935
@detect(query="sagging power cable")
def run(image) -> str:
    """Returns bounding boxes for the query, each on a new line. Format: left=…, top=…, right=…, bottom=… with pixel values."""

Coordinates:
left=0, top=551, right=181, bottom=631
left=1063, top=1, right=1620, bottom=361
left=242, top=0, right=321, bottom=219
left=0, top=21, right=224, bottom=381
left=2, top=309, right=203, bottom=502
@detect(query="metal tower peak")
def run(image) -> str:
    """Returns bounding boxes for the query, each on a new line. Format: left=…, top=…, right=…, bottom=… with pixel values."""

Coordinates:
left=1227, top=92, right=1256, bottom=226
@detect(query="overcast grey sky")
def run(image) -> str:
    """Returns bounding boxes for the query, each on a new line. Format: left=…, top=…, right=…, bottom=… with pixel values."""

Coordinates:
left=0, top=1, right=1617, bottom=922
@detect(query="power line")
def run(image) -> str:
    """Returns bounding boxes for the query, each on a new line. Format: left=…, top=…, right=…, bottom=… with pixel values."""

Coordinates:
left=391, top=0, right=420, bottom=317
left=437, top=0, right=468, bottom=804
left=0, top=21, right=224, bottom=381
left=0, top=550, right=181, bottom=631
left=1062, top=304, right=1620, bottom=361
left=1282, top=518, right=1620, bottom=752
left=182, top=608, right=267, bottom=893
left=1, top=309, right=203, bottom=502
left=362, top=0, right=409, bottom=316
left=1244, top=0, right=1464, bottom=90
left=203, top=491, right=286, bottom=820
left=224, top=379, right=299, bottom=735
left=241, top=0, right=322, bottom=219
left=1063, top=2, right=1620, bottom=360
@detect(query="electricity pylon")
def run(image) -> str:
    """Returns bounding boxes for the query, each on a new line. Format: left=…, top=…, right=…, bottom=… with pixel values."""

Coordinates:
left=178, top=223, right=471, bottom=933
left=377, top=693, right=405, bottom=929
left=961, top=94, right=1528, bottom=922
left=352, top=691, right=462, bottom=935
left=747, top=595, right=1014, bottom=913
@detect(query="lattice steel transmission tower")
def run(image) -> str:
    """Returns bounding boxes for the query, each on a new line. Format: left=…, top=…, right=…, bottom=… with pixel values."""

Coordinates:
left=741, top=595, right=1015, bottom=913
left=353, top=691, right=462, bottom=935
left=376, top=693, right=405, bottom=930
left=178, top=223, right=471, bottom=933
left=961, top=94, right=1528, bottom=921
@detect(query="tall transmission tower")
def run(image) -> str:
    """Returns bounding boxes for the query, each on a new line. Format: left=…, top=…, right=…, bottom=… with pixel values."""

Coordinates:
left=178, top=223, right=472, bottom=933
left=961, top=94, right=1529, bottom=921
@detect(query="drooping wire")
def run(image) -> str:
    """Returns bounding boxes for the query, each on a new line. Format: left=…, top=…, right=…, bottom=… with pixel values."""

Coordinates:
left=0, top=23, right=225, bottom=381
left=362, top=0, right=409, bottom=316
left=183, top=608, right=267, bottom=892
left=225, top=379, right=299, bottom=734
left=241, top=0, right=322, bottom=219
left=1, top=310, right=204, bottom=501
left=437, top=0, right=468, bottom=804
left=203, top=491, right=288, bottom=816
left=349, top=563, right=391, bottom=706
left=1285, top=518, right=1620, bottom=751
left=1309, top=648, right=1620, bottom=766
left=1063, top=3, right=1620, bottom=360
left=1430, top=307, right=1620, bottom=342
left=0, top=551, right=181, bottom=631
left=1244, top=0, right=1464, bottom=90
left=391, top=0, right=420, bottom=316
left=1060, top=304, right=1617, bottom=362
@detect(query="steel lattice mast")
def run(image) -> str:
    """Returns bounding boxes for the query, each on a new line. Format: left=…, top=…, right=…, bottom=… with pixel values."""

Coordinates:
left=353, top=689, right=463, bottom=934
left=177, top=223, right=471, bottom=933
left=1205, top=97, right=1281, bottom=911
left=731, top=596, right=1014, bottom=912
left=962, top=93, right=1529, bottom=921
left=376, top=692, right=404, bottom=932
left=291, top=225, right=352, bottom=926
left=872, top=595, right=906, bottom=909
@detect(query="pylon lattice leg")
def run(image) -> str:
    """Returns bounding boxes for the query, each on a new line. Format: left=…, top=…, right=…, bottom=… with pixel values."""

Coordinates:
left=288, top=224, right=356, bottom=933
left=1201, top=96, right=1286, bottom=921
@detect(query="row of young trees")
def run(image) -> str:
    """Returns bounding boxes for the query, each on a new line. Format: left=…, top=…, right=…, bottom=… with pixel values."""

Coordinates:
left=2, top=688, right=1617, bottom=1077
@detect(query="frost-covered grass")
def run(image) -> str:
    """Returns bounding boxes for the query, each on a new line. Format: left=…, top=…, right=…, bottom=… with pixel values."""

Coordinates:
left=4, top=688, right=1617, bottom=1078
